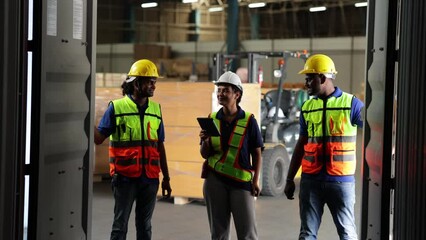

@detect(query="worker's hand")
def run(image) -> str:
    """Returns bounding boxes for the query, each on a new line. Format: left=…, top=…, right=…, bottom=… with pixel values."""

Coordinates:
left=199, top=130, right=211, bottom=142
left=161, top=179, right=172, bottom=199
left=252, top=181, right=261, bottom=197
left=284, top=180, right=295, bottom=200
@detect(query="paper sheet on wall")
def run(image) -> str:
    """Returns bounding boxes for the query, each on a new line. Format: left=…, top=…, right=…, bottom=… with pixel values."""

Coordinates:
left=73, top=0, right=83, bottom=40
left=47, top=0, right=57, bottom=36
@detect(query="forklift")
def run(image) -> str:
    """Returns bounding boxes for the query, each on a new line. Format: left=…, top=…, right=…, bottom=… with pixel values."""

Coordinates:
left=213, top=51, right=309, bottom=196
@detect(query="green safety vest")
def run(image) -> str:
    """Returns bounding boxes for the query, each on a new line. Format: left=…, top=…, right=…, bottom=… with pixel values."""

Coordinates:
left=207, top=111, right=254, bottom=182
left=109, top=95, right=162, bottom=178
left=301, top=92, right=358, bottom=176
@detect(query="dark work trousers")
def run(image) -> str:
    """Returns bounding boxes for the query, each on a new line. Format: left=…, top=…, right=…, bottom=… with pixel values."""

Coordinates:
left=110, top=179, right=159, bottom=240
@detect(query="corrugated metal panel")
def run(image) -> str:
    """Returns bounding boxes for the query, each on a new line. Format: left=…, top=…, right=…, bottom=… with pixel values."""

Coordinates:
left=362, top=0, right=398, bottom=238
left=394, top=0, right=426, bottom=239
left=25, top=0, right=96, bottom=239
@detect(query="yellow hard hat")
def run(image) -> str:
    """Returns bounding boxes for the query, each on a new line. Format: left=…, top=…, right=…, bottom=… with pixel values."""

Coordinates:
left=298, top=54, right=338, bottom=76
left=126, top=59, right=159, bottom=82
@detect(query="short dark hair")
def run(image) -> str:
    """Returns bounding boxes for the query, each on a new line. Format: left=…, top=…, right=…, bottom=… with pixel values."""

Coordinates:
left=121, top=76, right=155, bottom=96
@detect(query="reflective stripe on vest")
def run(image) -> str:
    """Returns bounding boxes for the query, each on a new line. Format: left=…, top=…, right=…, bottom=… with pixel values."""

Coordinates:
left=301, top=92, right=357, bottom=176
left=208, top=111, right=254, bottom=182
left=109, top=96, right=162, bottom=178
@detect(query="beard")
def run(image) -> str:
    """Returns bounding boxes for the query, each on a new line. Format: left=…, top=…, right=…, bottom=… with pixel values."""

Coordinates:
left=136, top=88, right=154, bottom=98
left=307, top=85, right=320, bottom=96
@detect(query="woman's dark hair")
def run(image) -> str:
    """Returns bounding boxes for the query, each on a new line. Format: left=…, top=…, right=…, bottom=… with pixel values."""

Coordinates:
left=233, top=86, right=243, bottom=104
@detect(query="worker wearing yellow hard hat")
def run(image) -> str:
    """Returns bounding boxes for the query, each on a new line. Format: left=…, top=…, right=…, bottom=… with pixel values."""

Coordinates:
left=298, top=53, right=338, bottom=77
left=94, top=59, right=171, bottom=240
left=285, top=54, right=364, bottom=240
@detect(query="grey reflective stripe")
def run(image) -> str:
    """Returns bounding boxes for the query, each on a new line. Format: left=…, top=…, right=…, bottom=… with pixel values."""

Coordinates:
left=303, top=154, right=355, bottom=162
left=143, top=159, right=160, bottom=166
left=109, top=157, right=160, bottom=166
left=333, top=155, right=355, bottom=161
left=110, top=140, right=158, bottom=148
left=109, top=158, right=137, bottom=165
left=307, top=135, right=357, bottom=143
left=304, top=156, right=315, bottom=163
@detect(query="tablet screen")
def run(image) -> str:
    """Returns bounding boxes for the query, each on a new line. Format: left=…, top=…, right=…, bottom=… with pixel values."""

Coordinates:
left=197, top=117, right=221, bottom=136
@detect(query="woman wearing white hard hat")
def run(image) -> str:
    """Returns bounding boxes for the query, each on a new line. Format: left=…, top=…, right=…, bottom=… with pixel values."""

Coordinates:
left=199, top=71, right=264, bottom=240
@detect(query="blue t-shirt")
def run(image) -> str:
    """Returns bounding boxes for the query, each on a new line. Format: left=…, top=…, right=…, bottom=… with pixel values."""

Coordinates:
left=209, top=106, right=264, bottom=191
left=299, top=87, right=364, bottom=182
left=97, top=95, right=165, bottom=183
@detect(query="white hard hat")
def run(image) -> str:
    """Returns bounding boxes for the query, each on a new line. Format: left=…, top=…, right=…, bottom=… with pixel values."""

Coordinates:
left=215, top=71, right=243, bottom=92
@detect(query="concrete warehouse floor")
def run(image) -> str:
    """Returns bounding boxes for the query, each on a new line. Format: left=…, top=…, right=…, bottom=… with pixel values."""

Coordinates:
left=92, top=173, right=362, bottom=240
left=92, top=130, right=363, bottom=239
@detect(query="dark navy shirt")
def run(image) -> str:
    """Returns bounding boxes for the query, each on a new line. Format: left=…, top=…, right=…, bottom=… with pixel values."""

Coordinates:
left=97, top=94, right=165, bottom=184
left=209, top=106, right=264, bottom=191
left=299, top=87, right=364, bottom=182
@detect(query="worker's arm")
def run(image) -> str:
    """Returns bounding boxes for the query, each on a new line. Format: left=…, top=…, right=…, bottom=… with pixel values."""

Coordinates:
left=94, top=104, right=114, bottom=145
left=251, top=147, right=262, bottom=197
left=94, top=126, right=108, bottom=145
left=284, top=135, right=308, bottom=199
left=158, top=141, right=172, bottom=198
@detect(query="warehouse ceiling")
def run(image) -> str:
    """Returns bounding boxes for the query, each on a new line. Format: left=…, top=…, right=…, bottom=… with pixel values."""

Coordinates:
left=188, top=0, right=366, bottom=9
left=97, top=0, right=367, bottom=44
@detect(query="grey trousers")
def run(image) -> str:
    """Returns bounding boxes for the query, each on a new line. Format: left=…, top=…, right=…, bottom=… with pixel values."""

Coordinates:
left=203, top=173, right=258, bottom=240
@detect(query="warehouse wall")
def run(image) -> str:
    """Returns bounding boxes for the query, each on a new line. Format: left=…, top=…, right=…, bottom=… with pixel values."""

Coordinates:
left=97, top=1, right=367, bottom=44
left=96, top=36, right=366, bottom=100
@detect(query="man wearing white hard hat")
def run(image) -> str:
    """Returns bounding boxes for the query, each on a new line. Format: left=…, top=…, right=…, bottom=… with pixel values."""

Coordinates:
left=199, top=71, right=264, bottom=240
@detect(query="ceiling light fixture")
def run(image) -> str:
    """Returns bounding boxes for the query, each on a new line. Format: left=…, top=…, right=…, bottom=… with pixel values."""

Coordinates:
left=208, top=6, right=223, bottom=12
left=248, top=2, right=266, bottom=8
left=141, top=2, right=158, bottom=8
left=354, top=2, right=368, bottom=7
left=309, top=6, right=326, bottom=12
left=182, top=0, right=198, bottom=3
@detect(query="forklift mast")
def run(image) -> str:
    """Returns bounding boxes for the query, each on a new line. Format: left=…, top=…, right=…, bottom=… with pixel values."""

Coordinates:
left=213, top=51, right=309, bottom=84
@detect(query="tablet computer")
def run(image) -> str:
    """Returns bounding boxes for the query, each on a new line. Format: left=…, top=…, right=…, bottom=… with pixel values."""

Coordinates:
left=197, top=117, right=221, bottom=136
